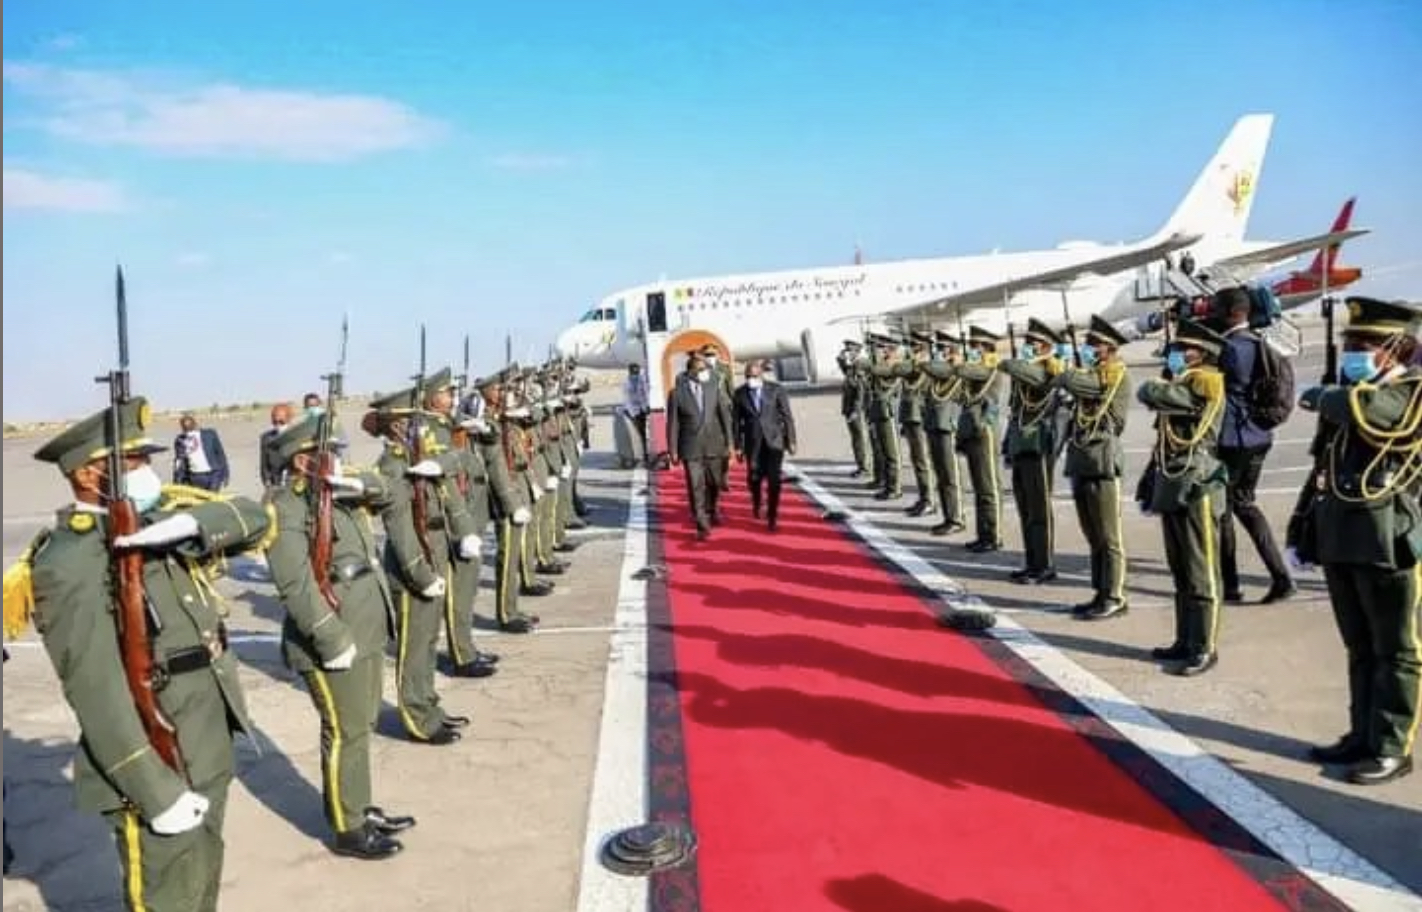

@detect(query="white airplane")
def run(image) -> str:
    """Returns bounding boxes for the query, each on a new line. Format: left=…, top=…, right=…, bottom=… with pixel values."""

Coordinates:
left=555, top=113, right=1366, bottom=379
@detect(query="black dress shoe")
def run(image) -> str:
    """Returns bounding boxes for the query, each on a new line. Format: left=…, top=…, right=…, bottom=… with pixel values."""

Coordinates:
left=1070, top=598, right=1101, bottom=617
left=1308, top=735, right=1368, bottom=765
left=1167, top=652, right=1218, bottom=676
left=965, top=540, right=1001, bottom=553
left=1151, top=643, right=1189, bottom=661
left=475, top=649, right=500, bottom=665
left=930, top=521, right=966, bottom=537
left=1259, top=580, right=1298, bottom=604
left=767, top=517, right=778, bottom=532
left=1082, top=599, right=1128, bottom=621
left=1223, top=590, right=1245, bottom=604
left=499, top=616, right=536, bottom=634
left=520, top=581, right=554, bottom=596
left=333, top=822, right=402, bottom=860
left=695, top=527, right=710, bottom=541
left=364, top=806, right=416, bottom=834
left=553, top=542, right=579, bottom=554
left=1346, top=755, right=1413, bottom=785
left=536, top=561, right=567, bottom=576
left=1009, top=567, right=1035, bottom=582
left=442, top=715, right=471, bottom=730
left=421, top=726, right=462, bottom=745
left=450, top=661, right=496, bottom=678
left=906, top=501, right=928, bottom=517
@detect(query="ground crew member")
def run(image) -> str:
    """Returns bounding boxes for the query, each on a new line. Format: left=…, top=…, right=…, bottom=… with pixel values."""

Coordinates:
left=1291, top=296, right=1422, bottom=785
left=953, top=325, right=1006, bottom=551
left=26, top=395, right=270, bottom=911
left=836, top=340, right=873, bottom=478
left=1057, top=315, right=1132, bottom=618
left=262, top=414, right=415, bottom=860
left=1137, top=318, right=1228, bottom=675
left=922, top=330, right=967, bottom=535
left=1001, top=318, right=1067, bottom=581
left=899, top=330, right=938, bottom=517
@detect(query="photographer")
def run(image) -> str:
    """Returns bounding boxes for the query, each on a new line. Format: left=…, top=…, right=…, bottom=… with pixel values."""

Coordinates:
left=1214, top=287, right=1296, bottom=604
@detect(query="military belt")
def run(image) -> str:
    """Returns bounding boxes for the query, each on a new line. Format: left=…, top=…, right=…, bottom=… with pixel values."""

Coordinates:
left=425, top=516, right=447, bottom=531
left=151, top=624, right=228, bottom=691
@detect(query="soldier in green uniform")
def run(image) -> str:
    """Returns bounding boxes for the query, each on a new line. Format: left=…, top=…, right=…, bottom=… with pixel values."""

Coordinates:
left=1000, top=318, right=1067, bottom=581
left=862, top=332, right=888, bottom=488
left=1291, top=296, right=1422, bottom=784
left=954, top=325, right=1006, bottom=551
left=1137, top=319, right=1228, bottom=675
left=362, top=374, right=471, bottom=743
left=473, top=372, right=541, bottom=632
left=898, top=331, right=939, bottom=517
left=262, top=414, right=414, bottom=860
left=1057, top=316, right=1133, bottom=618
left=836, top=340, right=873, bottom=478
left=27, top=396, right=271, bottom=911
left=500, top=372, right=558, bottom=598
left=922, top=330, right=967, bottom=536
left=560, top=366, right=594, bottom=520
left=868, top=333, right=905, bottom=500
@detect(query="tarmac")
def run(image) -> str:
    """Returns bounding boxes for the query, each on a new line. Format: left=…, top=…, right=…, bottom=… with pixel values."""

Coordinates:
left=3, top=321, right=1420, bottom=911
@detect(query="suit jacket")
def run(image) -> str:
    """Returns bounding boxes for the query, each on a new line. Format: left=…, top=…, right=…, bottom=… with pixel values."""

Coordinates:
left=666, top=374, right=732, bottom=461
left=733, top=381, right=796, bottom=456
left=173, top=427, right=230, bottom=487
left=259, top=426, right=285, bottom=487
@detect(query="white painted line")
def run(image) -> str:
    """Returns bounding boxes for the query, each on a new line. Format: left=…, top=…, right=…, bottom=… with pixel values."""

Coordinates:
left=574, top=466, right=651, bottom=912
left=794, top=466, right=1421, bottom=912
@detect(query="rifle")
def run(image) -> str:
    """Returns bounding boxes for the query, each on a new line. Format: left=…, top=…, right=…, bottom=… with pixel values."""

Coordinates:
left=98, top=266, right=187, bottom=778
left=450, top=335, right=472, bottom=496
left=1321, top=296, right=1338, bottom=384
left=408, top=326, right=434, bottom=563
left=310, top=315, right=348, bottom=611
left=1057, top=287, right=1082, bottom=367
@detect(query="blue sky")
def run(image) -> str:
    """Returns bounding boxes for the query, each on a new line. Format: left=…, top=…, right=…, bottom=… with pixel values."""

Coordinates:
left=4, top=0, right=1420, bottom=421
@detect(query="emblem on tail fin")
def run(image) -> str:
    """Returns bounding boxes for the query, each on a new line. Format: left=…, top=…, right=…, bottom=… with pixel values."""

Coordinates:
left=1227, top=170, right=1255, bottom=215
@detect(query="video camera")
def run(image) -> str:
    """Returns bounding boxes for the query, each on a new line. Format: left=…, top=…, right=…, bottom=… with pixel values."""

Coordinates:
left=1136, top=283, right=1283, bottom=336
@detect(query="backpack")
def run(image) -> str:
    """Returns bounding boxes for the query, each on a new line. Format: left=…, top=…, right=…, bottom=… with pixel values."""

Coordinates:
left=1248, top=333, right=1294, bottom=430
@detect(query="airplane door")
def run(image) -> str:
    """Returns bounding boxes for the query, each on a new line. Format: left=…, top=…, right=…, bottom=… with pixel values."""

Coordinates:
left=647, top=291, right=667, bottom=332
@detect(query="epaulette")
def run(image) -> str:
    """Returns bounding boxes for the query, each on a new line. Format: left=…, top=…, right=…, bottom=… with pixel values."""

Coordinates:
left=4, top=528, right=53, bottom=639
left=1186, top=366, right=1225, bottom=402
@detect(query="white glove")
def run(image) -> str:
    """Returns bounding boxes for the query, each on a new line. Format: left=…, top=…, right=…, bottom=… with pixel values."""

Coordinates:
left=114, top=513, right=200, bottom=549
left=458, top=535, right=481, bottom=560
left=559, top=464, right=572, bottom=479
left=325, top=475, right=364, bottom=498
left=460, top=417, right=490, bottom=435
left=323, top=643, right=356, bottom=671
left=406, top=460, right=444, bottom=478
left=421, top=577, right=446, bottom=599
left=532, top=486, right=544, bottom=502
left=544, top=476, right=560, bottom=491
left=576, top=442, right=585, bottom=456
left=150, top=790, right=210, bottom=835
left=1285, top=546, right=1313, bottom=572
left=512, top=507, right=532, bottom=526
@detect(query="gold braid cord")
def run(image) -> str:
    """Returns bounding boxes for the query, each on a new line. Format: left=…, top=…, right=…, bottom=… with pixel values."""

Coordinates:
left=1327, top=376, right=1422, bottom=502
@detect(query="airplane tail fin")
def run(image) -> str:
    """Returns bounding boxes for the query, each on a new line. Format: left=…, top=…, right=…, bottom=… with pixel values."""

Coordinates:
left=1152, top=113, right=1274, bottom=248
left=1307, top=196, right=1356, bottom=274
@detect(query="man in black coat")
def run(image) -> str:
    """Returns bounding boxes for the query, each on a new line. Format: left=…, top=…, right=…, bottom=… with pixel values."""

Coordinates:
left=666, top=352, right=735, bottom=540
left=732, top=360, right=798, bottom=531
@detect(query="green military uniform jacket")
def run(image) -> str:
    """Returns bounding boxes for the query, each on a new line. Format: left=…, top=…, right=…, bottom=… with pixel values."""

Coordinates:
left=894, top=360, right=929, bottom=427
left=1308, top=370, right=1422, bottom=567
left=477, top=424, right=525, bottom=520
left=921, top=360, right=963, bottom=433
left=1137, top=366, right=1225, bottom=512
left=265, top=472, right=394, bottom=673
left=952, top=355, right=1005, bottom=443
left=30, top=497, right=270, bottom=819
left=1058, top=358, right=1131, bottom=479
left=376, top=426, right=467, bottom=593
left=838, top=354, right=868, bottom=419
left=868, top=360, right=903, bottom=423
left=1001, top=355, right=1064, bottom=458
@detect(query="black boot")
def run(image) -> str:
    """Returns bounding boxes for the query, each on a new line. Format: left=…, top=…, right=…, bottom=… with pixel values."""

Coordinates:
left=333, top=821, right=403, bottom=860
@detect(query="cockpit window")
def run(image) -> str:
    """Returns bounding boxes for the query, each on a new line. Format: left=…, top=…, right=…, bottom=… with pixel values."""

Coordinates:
left=600, top=307, right=616, bottom=320
left=579, top=307, right=617, bottom=323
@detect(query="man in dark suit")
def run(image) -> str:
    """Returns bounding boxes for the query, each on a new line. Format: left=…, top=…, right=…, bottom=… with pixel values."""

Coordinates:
left=666, top=352, right=735, bottom=540
left=733, top=360, right=797, bottom=531
left=173, top=413, right=231, bottom=491
left=258, top=402, right=294, bottom=487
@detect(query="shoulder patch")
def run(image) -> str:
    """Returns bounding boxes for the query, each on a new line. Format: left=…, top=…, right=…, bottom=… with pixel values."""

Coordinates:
left=68, top=512, right=96, bottom=534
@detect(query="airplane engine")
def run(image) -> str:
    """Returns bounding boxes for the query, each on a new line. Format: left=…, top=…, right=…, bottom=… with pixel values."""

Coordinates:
left=800, top=326, right=848, bottom=385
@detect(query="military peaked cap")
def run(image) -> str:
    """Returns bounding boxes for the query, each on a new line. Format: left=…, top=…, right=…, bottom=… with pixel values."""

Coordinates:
left=909, top=330, right=935, bottom=346
left=842, top=339, right=863, bottom=350
left=1084, top=314, right=1129, bottom=348
left=1023, top=318, right=1064, bottom=346
left=1343, top=296, right=1422, bottom=338
left=1174, top=318, right=1227, bottom=359
left=34, top=396, right=165, bottom=474
left=932, top=329, right=961, bottom=346
left=966, top=325, right=1001, bottom=345
left=263, top=413, right=338, bottom=468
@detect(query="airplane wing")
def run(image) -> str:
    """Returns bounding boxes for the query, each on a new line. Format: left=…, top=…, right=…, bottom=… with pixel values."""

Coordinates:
left=874, top=231, right=1201, bottom=323
left=1209, top=228, right=1370, bottom=270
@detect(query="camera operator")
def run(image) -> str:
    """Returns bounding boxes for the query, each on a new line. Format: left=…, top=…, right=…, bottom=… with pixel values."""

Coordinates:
left=1214, top=287, right=1296, bottom=603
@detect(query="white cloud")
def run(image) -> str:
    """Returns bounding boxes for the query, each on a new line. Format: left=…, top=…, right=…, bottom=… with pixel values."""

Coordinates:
left=2, top=61, right=445, bottom=162
left=2, top=167, right=127, bottom=212
left=175, top=251, right=211, bottom=267
left=488, top=152, right=574, bottom=172
left=45, top=34, right=84, bottom=52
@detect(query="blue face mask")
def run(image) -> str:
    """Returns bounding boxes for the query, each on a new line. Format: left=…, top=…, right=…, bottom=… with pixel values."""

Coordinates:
left=1341, top=350, right=1377, bottom=383
left=1055, top=343, right=1074, bottom=361
left=967, top=349, right=983, bottom=363
left=305, top=406, right=325, bottom=419
left=1078, top=345, right=1098, bottom=367
left=1018, top=343, right=1037, bottom=360
left=1166, top=350, right=1188, bottom=376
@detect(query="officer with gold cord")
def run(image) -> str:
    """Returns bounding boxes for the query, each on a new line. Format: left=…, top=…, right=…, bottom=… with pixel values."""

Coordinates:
left=1290, top=296, right=1422, bottom=785
left=1137, top=318, right=1228, bottom=676
left=1000, top=318, right=1067, bottom=582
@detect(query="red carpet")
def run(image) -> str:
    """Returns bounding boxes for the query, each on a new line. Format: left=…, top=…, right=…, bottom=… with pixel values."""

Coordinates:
left=650, top=460, right=1323, bottom=912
